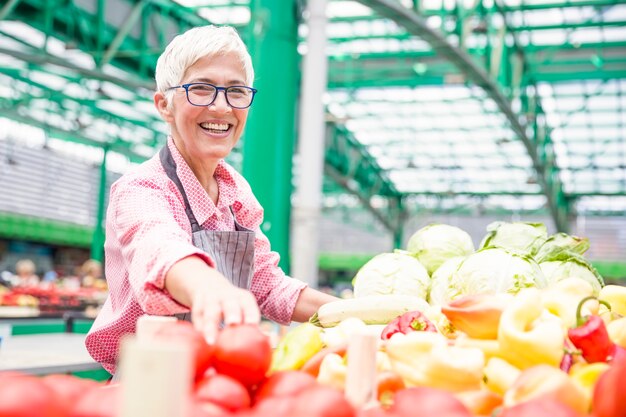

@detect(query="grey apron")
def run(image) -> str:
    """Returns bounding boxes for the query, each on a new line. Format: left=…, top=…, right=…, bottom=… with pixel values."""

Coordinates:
left=158, top=144, right=256, bottom=322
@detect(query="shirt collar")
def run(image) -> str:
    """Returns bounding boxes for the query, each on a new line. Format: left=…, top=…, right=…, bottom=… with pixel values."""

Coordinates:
left=166, top=137, right=238, bottom=226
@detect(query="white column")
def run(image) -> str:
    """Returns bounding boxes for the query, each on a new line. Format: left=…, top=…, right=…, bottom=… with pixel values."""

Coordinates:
left=291, top=0, right=328, bottom=288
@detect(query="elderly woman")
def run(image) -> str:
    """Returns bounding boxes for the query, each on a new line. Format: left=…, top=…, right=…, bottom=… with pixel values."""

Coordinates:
left=86, top=25, right=336, bottom=376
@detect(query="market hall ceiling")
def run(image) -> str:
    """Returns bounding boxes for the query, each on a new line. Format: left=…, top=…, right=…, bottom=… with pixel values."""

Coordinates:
left=0, top=0, right=624, bottom=230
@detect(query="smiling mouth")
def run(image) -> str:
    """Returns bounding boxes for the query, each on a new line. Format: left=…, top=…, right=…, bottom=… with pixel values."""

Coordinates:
left=199, top=122, right=232, bottom=134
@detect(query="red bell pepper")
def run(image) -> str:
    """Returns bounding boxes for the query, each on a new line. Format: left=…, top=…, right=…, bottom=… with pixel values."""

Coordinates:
left=567, top=296, right=615, bottom=363
left=381, top=310, right=437, bottom=340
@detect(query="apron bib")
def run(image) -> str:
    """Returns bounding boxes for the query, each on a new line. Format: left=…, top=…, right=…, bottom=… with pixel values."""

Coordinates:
left=159, top=144, right=255, bottom=321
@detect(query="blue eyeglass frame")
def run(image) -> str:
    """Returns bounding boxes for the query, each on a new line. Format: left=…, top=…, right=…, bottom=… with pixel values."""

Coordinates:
left=167, top=82, right=258, bottom=109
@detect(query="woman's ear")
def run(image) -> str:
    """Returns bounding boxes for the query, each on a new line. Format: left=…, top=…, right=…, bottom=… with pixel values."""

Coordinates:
left=154, top=91, right=174, bottom=123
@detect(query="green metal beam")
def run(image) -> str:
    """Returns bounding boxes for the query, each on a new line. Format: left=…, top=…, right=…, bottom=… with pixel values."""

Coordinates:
left=0, top=45, right=154, bottom=90
left=242, top=0, right=299, bottom=273
left=91, top=147, right=108, bottom=262
left=356, top=0, right=569, bottom=232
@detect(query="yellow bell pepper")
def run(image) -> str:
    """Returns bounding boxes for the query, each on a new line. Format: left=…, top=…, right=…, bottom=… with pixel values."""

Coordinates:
left=600, top=285, right=626, bottom=317
left=316, top=352, right=346, bottom=391
left=504, top=365, right=590, bottom=414
left=270, top=322, right=324, bottom=372
left=541, top=277, right=596, bottom=328
left=483, top=357, right=521, bottom=396
left=570, top=362, right=610, bottom=398
left=385, top=331, right=484, bottom=392
left=607, top=316, right=626, bottom=348
left=454, top=336, right=501, bottom=361
left=498, top=289, right=565, bottom=369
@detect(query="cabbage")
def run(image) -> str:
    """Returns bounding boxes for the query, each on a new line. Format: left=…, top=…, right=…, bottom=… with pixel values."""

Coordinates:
left=428, top=256, right=466, bottom=306
left=352, top=252, right=430, bottom=299
left=539, top=252, right=604, bottom=295
left=443, top=247, right=547, bottom=302
left=406, top=224, right=475, bottom=275
left=535, top=233, right=590, bottom=262
left=479, top=221, right=548, bottom=256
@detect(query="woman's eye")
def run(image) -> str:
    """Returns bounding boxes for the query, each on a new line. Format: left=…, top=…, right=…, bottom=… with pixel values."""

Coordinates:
left=189, top=85, right=215, bottom=94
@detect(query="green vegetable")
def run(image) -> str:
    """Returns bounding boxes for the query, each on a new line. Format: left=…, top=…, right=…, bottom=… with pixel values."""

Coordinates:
left=406, top=223, right=475, bottom=275
left=352, top=252, right=430, bottom=299
left=479, top=221, right=547, bottom=256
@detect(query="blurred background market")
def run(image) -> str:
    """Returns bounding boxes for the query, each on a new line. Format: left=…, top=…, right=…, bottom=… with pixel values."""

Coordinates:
left=0, top=0, right=624, bottom=357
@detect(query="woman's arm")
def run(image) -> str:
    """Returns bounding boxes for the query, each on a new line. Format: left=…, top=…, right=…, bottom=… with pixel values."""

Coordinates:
left=165, top=255, right=260, bottom=343
left=290, top=286, right=339, bottom=323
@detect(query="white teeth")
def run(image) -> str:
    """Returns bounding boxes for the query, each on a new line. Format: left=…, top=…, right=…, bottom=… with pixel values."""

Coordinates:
left=200, top=122, right=229, bottom=131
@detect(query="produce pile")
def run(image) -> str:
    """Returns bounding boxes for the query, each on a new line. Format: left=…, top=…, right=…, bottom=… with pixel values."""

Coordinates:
left=274, top=221, right=625, bottom=416
left=1, top=221, right=624, bottom=417
left=0, top=286, right=106, bottom=313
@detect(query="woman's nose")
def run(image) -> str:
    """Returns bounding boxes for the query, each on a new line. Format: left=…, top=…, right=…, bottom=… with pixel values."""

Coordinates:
left=209, top=90, right=231, bottom=112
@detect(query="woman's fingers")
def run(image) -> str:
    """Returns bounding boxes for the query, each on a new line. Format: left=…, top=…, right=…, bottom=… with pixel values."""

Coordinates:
left=221, top=296, right=243, bottom=325
left=240, top=290, right=261, bottom=324
left=191, top=286, right=261, bottom=344
left=199, top=299, right=223, bottom=344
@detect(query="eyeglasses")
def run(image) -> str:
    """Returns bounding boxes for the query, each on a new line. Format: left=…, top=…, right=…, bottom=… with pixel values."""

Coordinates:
left=167, top=83, right=257, bottom=109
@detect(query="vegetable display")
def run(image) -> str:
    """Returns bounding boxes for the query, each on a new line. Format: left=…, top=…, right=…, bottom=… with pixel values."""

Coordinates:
left=1, top=221, right=624, bottom=417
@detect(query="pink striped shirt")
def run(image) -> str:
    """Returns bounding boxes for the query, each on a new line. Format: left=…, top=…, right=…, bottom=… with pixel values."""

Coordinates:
left=85, top=137, right=307, bottom=374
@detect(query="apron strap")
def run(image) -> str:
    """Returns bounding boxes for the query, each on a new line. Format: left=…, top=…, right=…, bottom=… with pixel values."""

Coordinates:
left=159, top=145, right=202, bottom=233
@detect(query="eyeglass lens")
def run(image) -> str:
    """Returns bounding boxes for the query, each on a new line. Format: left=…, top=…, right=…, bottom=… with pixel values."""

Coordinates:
left=186, top=84, right=254, bottom=108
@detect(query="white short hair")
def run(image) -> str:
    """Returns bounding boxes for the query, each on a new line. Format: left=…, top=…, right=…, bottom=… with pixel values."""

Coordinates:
left=155, top=25, right=254, bottom=100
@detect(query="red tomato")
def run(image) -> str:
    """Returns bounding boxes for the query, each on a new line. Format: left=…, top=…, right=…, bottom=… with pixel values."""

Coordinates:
left=213, top=324, right=272, bottom=387
left=189, top=399, right=233, bottom=416
left=41, top=374, right=100, bottom=409
left=357, top=406, right=394, bottom=417
left=0, top=374, right=64, bottom=417
left=389, top=387, right=472, bottom=417
left=593, top=354, right=626, bottom=417
left=154, top=321, right=214, bottom=381
left=376, top=371, right=405, bottom=404
left=253, top=396, right=297, bottom=417
left=499, top=398, right=581, bottom=417
left=195, top=373, right=251, bottom=412
left=291, top=386, right=355, bottom=417
left=254, top=371, right=317, bottom=403
left=71, top=385, right=120, bottom=417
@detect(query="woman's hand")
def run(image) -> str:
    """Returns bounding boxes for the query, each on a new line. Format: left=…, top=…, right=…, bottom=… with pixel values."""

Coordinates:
left=191, top=283, right=260, bottom=344
left=165, top=255, right=261, bottom=343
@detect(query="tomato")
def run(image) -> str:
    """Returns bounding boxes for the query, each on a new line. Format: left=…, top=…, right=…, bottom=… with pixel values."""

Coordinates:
left=189, top=399, right=233, bottom=416
left=71, top=385, right=120, bottom=417
left=593, top=354, right=626, bottom=417
left=213, top=324, right=272, bottom=387
left=195, top=373, right=251, bottom=412
left=499, top=398, right=581, bottom=417
left=41, top=374, right=100, bottom=409
left=253, top=396, right=297, bottom=417
left=376, top=371, right=405, bottom=404
left=389, top=387, right=472, bottom=417
left=154, top=321, right=214, bottom=381
left=291, top=386, right=355, bottom=417
left=0, top=374, right=64, bottom=417
left=254, top=371, right=317, bottom=403
left=357, top=406, right=394, bottom=417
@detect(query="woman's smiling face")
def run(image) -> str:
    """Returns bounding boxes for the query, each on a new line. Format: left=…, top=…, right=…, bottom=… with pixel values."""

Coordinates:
left=156, top=52, right=250, bottom=166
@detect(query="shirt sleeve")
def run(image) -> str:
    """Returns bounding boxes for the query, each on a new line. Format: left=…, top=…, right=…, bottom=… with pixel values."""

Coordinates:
left=108, top=176, right=214, bottom=316
left=232, top=179, right=308, bottom=325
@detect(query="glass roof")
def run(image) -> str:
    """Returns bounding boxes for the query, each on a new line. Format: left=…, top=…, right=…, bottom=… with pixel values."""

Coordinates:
left=0, top=0, right=624, bottom=223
